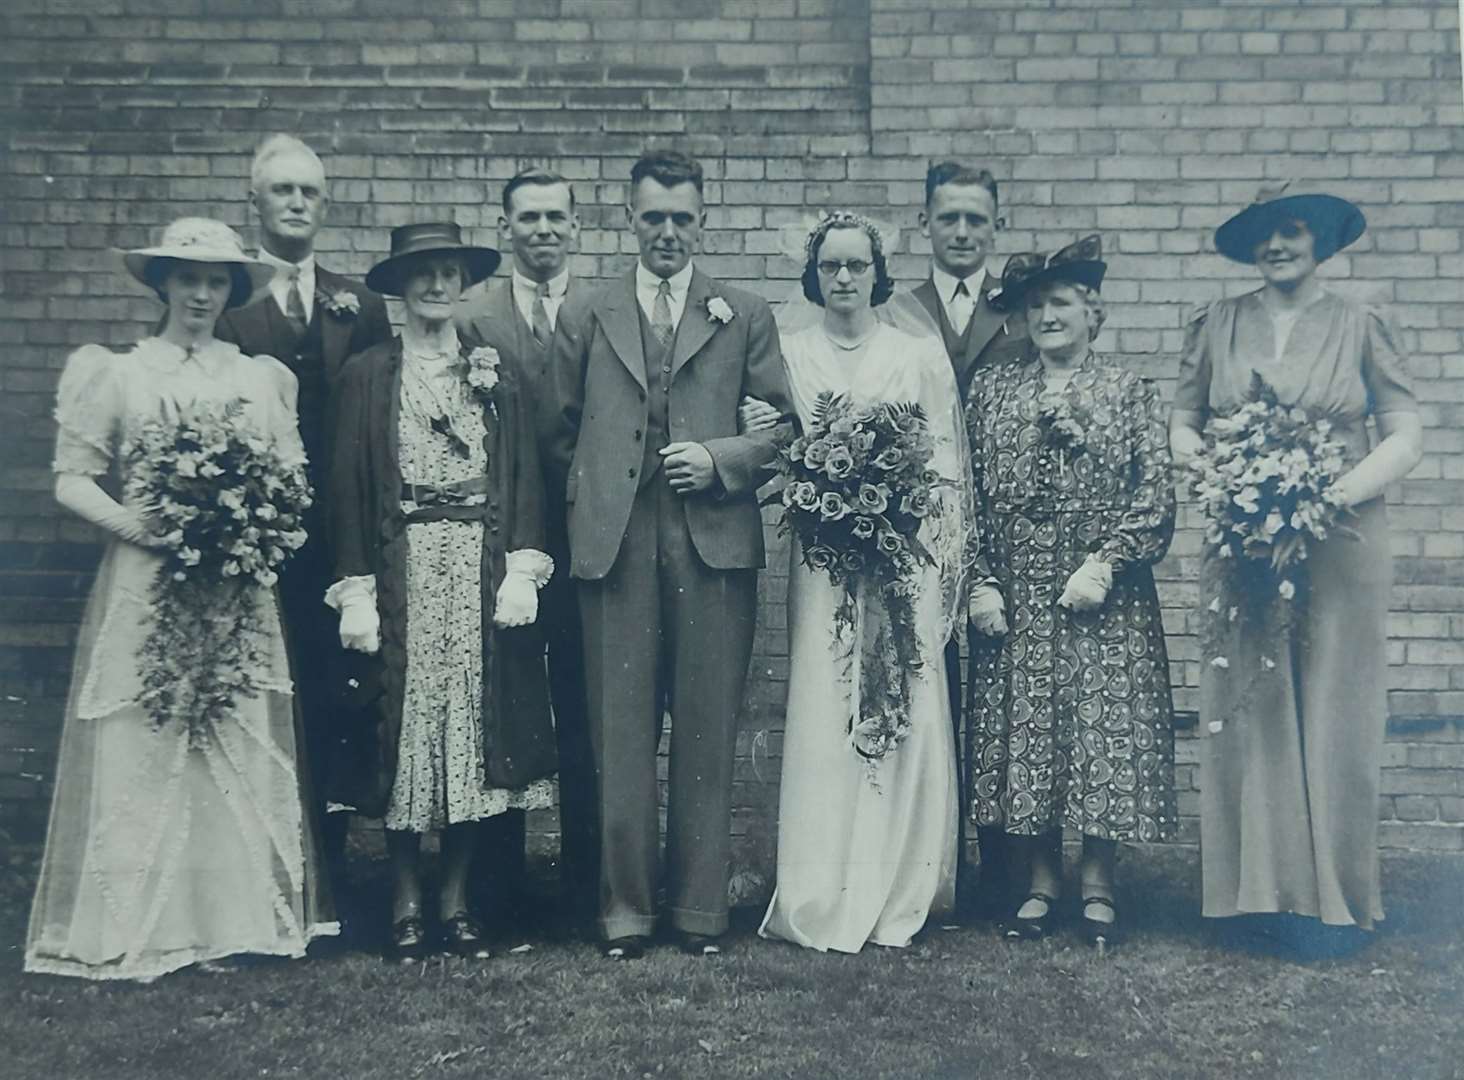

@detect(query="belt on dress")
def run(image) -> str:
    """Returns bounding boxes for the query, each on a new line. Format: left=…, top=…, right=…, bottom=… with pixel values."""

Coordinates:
left=401, top=476, right=489, bottom=506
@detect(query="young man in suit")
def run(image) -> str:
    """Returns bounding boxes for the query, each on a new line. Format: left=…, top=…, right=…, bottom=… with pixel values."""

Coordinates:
left=216, top=134, right=392, bottom=872
left=912, top=161, right=1028, bottom=924
left=545, top=150, right=794, bottom=959
left=457, top=169, right=598, bottom=934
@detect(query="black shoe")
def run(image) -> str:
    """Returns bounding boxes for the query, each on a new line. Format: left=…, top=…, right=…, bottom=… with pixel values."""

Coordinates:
left=1080, top=896, right=1120, bottom=951
left=602, top=935, right=648, bottom=960
left=1004, top=892, right=1058, bottom=941
left=388, top=915, right=430, bottom=964
left=442, top=912, right=492, bottom=960
left=677, top=932, right=723, bottom=957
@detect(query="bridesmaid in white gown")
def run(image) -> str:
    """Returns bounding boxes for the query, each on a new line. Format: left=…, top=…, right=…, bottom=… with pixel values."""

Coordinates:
left=759, top=213, right=973, bottom=952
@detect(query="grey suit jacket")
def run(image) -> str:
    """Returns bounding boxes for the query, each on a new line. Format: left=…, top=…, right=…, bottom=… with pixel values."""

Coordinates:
left=545, top=267, right=795, bottom=581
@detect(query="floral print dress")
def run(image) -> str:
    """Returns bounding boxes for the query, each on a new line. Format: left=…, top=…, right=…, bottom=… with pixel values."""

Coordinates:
left=384, top=333, right=554, bottom=833
left=965, top=354, right=1177, bottom=842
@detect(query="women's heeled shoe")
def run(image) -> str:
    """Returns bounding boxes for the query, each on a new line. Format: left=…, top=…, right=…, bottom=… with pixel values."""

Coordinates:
left=1080, top=896, right=1120, bottom=951
left=441, top=912, right=492, bottom=960
left=389, top=914, right=431, bottom=964
left=1004, top=892, right=1058, bottom=941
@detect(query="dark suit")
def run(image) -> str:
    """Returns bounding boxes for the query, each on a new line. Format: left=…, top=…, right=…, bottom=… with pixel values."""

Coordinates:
left=910, top=271, right=1028, bottom=917
left=457, top=276, right=598, bottom=926
left=216, top=266, right=391, bottom=843
left=546, top=267, right=793, bottom=940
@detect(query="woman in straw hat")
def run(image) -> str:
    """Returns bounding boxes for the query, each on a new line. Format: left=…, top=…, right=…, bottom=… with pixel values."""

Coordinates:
left=1170, top=186, right=1423, bottom=947
left=327, top=223, right=556, bottom=962
left=965, top=236, right=1177, bottom=950
left=25, top=217, right=338, bottom=981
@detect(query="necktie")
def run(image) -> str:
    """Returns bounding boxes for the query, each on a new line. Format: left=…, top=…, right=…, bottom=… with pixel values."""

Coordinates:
left=651, top=279, right=674, bottom=347
left=531, top=280, right=552, bottom=347
left=284, top=268, right=308, bottom=338
left=951, top=278, right=975, bottom=335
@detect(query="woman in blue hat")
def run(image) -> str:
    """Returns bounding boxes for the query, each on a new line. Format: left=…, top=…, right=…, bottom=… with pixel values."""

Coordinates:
left=327, top=224, right=556, bottom=962
left=1170, top=187, right=1423, bottom=946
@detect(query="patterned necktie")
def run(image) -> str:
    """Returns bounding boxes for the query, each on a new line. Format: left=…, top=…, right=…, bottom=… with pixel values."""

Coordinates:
left=652, top=279, right=674, bottom=348
left=531, top=280, right=552, bottom=347
left=951, top=278, right=975, bottom=335
left=284, top=267, right=308, bottom=338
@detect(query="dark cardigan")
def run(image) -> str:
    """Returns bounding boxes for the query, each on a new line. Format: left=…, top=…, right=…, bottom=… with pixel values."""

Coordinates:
left=329, top=335, right=555, bottom=817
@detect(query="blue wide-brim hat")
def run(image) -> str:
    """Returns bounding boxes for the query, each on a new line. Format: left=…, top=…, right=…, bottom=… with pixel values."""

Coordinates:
left=1214, top=183, right=1366, bottom=265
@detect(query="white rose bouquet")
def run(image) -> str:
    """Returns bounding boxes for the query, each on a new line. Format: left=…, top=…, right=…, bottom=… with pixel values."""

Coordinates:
left=124, top=398, right=312, bottom=746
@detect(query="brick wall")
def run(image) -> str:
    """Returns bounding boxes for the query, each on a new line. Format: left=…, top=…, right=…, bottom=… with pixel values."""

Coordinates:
left=2, top=0, right=1461, bottom=868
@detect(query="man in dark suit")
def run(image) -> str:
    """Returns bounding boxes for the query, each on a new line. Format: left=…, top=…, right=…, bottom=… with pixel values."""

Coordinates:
left=911, top=161, right=1029, bottom=923
left=545, top=150, right=794, bottom=959
left=216, top=134, right=391, bottom=870
left=457, top=168, right=598, bottom=934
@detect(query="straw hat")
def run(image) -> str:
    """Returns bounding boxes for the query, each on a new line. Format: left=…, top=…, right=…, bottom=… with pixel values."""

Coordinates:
left=365, top=222, right=501, bottom=297
left=122, top=217, right=273, bottom=307
left=1214, top=182, right=1365, bottom=265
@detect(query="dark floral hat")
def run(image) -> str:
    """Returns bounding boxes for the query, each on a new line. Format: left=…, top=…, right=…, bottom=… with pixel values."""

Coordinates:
left=992, top=234, right=1106, bottom=311
left=1214, top=182, right=1365, bottom=265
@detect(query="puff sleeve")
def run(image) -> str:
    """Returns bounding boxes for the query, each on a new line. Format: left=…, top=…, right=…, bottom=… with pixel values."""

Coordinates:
left=1172, top=303, right=1213, bottom=417
left=1359, top=304, right=1418, bottom=418
left=52, top=345, right=122, bottom=476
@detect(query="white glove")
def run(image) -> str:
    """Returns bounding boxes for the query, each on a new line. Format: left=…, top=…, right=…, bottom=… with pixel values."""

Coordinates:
left=493, top=549, right=554, bottom=629
left=325, top=576, right=380, bottom=654
left=54, top=474, right=161, bottom=547
left=968, top=582, right=1008, bottom=636
left=1058, top=556, right=1113, bottom=613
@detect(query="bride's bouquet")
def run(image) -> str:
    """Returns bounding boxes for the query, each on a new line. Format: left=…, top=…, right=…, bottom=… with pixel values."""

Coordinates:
left=772, top=391, right=942, bottom=767
left=1188, top=371, right=1350, bottom=731
left=124, top=398, right=312, bottom=747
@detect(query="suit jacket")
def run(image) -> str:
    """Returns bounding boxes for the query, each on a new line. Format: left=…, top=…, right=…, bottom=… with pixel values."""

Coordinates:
left=457, top=275, right=570, bottom=408
left=910, top=272, right=1029, bottom=401
left=217, top=264, right=392, bottom=394
left=545, top=267, right=794, bottom=581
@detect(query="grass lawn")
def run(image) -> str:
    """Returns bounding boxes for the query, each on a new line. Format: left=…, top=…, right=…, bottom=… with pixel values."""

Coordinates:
left=1, top=844, right=1461, bottom=1080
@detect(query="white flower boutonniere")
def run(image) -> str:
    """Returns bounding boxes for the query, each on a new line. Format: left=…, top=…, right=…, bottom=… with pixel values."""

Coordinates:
left=465, top=345, right=501, bottom=398
left=319, top=289, right=361, bottom=318
left=706, top=296, right=735, bottom=324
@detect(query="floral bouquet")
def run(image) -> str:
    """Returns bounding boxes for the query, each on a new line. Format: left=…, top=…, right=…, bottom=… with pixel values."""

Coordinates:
left=1187, top=370, right=1350, bottom=731
left=124, top=398, right=312, bottom=747
left=771, top=391, right=943, bottom=768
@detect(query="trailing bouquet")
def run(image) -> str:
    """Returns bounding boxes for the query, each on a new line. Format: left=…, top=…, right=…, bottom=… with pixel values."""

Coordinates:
left=1187, top=370, right=1350, bottom=732
left=124, top=398, right=312, bottom=747
left=771, top=391, right=942, bottom=770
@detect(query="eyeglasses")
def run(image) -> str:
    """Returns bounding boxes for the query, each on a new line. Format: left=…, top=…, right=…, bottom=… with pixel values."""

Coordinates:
left=817, top=259, right=873, bottom=276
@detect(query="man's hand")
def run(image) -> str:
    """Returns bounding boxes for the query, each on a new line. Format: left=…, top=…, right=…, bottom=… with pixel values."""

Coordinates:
left=738, top=395, right=782, bottom=435
left=661, top=441, right=716, bottom=494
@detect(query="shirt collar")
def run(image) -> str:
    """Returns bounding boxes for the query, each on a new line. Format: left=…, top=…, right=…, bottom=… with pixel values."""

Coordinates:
left=513, top=266, right=569, bottom=299
left=636, top=259, right=694, bottom=298
left=258, top=247, right=315, bottom=280
left=931, top=263, right=986, bottom=305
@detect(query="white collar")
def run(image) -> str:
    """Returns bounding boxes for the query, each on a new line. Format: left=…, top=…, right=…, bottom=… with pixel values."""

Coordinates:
left=401, top=320, right=459, bottom=361
left=258, top=248, right=316, bottom=279
left=636, top=259, right=694, bottom=298
left=931, top=263, right=986, bottom=304
left=513, top=266, right=569, bottom=298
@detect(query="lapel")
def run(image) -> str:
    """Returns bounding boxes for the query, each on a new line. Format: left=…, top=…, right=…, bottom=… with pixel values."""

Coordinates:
left=314, top=266, right=355, bottom=382
left=964, top=291, right=1006, bottom=367
left=911, top=278, right=942, bottom=329
left=594, top=269, right=647, bottom=392
left=669, top=268, right=718, bottom=379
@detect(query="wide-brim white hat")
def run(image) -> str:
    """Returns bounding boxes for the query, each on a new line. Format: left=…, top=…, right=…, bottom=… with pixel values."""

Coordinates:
left=121, top=217, right=274, bottom=307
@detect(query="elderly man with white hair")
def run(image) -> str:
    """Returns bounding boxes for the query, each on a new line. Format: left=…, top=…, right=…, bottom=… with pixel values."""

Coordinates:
left=217, top=134, right=391, bottom=877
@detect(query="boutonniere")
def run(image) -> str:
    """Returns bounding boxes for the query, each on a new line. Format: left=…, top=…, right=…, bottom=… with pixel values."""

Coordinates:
left=318, top=288, right=360, bottom=318
left=1035, top=388, right=1087, bottom=461
left=706, top=296, right=735, bottom=324
left=464, top=345, right=501, bottom=400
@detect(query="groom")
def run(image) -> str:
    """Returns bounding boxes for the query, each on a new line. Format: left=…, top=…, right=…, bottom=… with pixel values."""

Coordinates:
left=546, top=149, right=793, bottom=958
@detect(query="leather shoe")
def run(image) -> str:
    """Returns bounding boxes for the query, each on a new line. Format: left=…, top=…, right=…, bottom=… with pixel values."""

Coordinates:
left=389, top=914, right=430, bottom=963
left=442, top=912, right=492, bottom=960
left=602, top=935, right=647, bottom=960
left=677, top=932, right=723, bottom=957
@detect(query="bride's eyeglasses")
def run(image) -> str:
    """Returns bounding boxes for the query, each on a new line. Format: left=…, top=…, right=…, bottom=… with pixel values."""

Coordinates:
left=816, top=259, right=873, bottom=276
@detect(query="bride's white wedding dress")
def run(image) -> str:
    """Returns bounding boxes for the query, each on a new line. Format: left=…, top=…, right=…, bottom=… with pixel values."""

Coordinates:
left=759, top=320, right=971, bottom=953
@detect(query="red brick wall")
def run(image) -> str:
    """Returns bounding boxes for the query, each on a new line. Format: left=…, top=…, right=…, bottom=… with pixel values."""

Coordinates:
left=2, top=0, right=1461, bottom=861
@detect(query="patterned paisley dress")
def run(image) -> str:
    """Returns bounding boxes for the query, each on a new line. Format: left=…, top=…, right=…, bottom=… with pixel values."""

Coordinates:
left=966, top=353, right=1177, bottom=842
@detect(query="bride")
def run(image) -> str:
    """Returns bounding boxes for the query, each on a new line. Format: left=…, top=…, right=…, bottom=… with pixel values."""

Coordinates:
left=758, top=212, right=973, bottom=952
